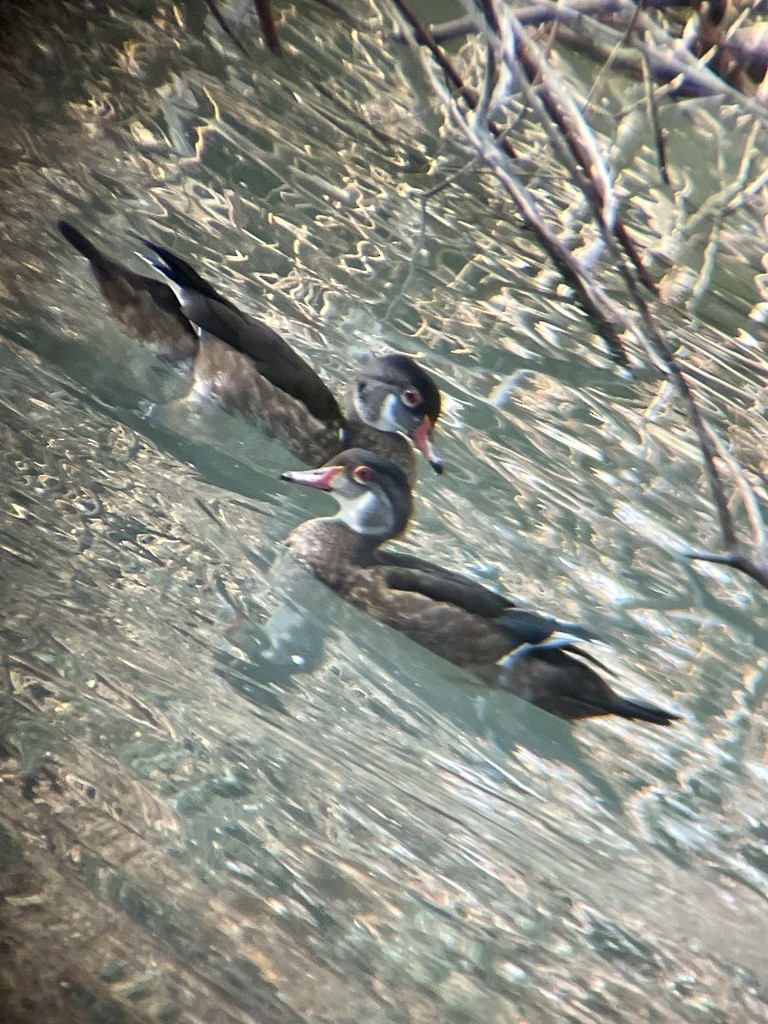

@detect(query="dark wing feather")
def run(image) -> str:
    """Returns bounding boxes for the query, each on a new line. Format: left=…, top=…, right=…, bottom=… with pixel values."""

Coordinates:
left=380, top=551, right=511, bottom=615
left=143, top=241, right=344, bottom=427
left=193, top=296, right=343, bottom=426
left=141, top=241, right=239, bottom=311
left=59, top=222, right=191, bottom=326
left=382, top=554, right=603, bottom=648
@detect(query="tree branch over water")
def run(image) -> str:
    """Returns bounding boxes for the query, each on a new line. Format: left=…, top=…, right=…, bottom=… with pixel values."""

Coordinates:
left=390, top=0, right=768, bottom=591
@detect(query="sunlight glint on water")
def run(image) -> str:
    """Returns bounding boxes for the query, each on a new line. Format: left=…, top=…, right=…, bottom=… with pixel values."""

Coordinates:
left=0, top=1, right=767, bottom=1021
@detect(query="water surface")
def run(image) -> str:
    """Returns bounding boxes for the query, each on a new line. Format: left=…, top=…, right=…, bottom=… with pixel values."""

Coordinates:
left=1, top=1, right=767, bottom=1022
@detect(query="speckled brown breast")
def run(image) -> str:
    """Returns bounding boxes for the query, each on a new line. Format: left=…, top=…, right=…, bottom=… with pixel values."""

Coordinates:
left=190, top=338, right=340, bottom=461
left=341, top=422, right=417, bottom=484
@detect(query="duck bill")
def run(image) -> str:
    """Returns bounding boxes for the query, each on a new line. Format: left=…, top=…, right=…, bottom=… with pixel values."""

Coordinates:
left=411, top=416, right=443, bottom=475
left=281, top=464, right=344, bottom=492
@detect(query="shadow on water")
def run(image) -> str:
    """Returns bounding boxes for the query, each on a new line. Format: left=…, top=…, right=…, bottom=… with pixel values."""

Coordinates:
left=219, top=588, right=629, bottom=811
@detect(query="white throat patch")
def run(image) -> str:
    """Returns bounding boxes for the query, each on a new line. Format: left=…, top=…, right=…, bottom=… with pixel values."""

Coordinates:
left=336, top=488, right=394, bottom=536
left=365, top=391, right=400, bottom=433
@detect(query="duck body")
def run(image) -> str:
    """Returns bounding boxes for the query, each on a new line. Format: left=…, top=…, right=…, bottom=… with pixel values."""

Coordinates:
left=59, top=221, right=442, bottom=479
left=140, top=240, right=344, bottom=427
left=283, top=450, right=681, bottom=726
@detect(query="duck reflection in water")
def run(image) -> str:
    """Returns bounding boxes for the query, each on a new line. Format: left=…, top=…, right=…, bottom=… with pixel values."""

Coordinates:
left=58, top=221, right=442, bottom=482
left=282, top=449, right=681, bottom=727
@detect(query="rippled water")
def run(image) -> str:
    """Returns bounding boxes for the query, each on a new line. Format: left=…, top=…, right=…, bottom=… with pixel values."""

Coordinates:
left=1, top=1, right=767, bottom=1021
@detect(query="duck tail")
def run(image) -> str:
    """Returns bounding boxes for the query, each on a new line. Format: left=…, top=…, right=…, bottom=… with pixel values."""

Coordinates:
left=58, top=220, right=107, bottom=268
left=612, top=696, right=681, bottom=726
left=139, top=241, right=227, bottom=306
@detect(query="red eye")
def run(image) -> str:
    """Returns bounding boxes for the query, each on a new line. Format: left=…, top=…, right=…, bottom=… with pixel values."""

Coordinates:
left=353, top=465, right=374, bottom=484
left=401, top=387, right=420, bottom=409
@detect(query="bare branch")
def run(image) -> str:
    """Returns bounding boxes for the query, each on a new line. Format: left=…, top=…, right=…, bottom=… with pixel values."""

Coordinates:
left=390, top=0, right=768, bottom=589
left=685, top=549, right=768, bottom=587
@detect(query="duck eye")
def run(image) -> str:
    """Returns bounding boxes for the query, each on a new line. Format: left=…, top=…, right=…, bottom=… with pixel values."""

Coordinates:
left=352, top=465, right=374, bottom=484
left=401, top=387, right=421, bottom=409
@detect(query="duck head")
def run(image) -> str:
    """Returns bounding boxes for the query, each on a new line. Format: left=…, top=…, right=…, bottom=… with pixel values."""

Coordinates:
left=350, top=354, right=442, bottom=474
left=282, top=448, right=413, bottom=542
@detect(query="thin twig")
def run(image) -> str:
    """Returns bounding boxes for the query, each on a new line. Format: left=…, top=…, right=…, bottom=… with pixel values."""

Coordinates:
left=203, top=0, right=250, bottom=56
left=640, top=48, right=671, bottom=186
left=685, top=549, right=768, bottom=587
left=494, top=6, right=656, bottom=289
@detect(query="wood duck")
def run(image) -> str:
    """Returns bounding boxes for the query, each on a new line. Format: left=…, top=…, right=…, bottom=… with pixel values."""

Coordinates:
left=58, top=221, right=443, bottom=479
left=282, top=449, right=682, bottom=726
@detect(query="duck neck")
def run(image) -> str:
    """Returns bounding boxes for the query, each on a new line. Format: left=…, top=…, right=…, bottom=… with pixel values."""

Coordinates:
left=341, top=418, right=415, bottom=482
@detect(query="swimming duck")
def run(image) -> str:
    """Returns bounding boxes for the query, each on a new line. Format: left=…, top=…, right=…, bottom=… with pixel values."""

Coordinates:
left=282, top=449, right=681, bottom=725
left=58, top=221, right=442, bottom=478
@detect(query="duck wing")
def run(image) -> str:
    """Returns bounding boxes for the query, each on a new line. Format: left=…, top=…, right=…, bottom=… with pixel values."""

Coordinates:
left=142, top=241, right=344, bottom=427
left=380, top=553, right=602, bottom=650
